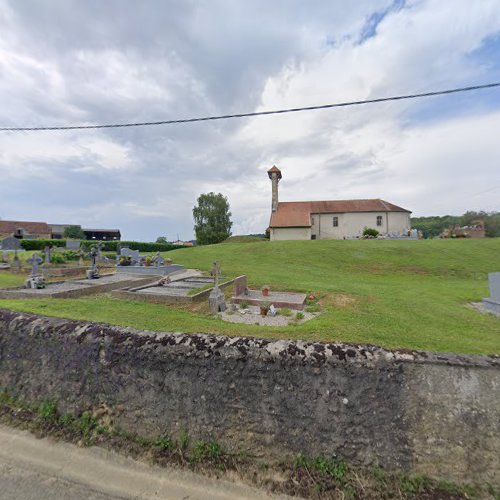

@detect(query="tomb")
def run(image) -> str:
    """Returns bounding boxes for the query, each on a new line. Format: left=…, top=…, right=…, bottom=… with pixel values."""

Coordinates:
left=483, top=273, right=500, bottom=315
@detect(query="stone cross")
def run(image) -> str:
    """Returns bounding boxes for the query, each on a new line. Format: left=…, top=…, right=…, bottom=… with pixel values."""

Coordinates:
left=90, top=246, right=98, bottom=270
left=210, top=261, right=222, bottom=289
left=44, top=246, right=51, bottom=264
left=27, top=253, right=43, bottom=276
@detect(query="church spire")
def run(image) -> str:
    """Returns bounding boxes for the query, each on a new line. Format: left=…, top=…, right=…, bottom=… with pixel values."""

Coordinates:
left=267, top=165, right=282, bottom=213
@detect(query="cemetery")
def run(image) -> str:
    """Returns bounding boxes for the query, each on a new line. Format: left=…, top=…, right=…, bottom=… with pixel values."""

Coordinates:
left=0, top=237, right=498, bottom=354
left=0, top=237, right=319, bottom=326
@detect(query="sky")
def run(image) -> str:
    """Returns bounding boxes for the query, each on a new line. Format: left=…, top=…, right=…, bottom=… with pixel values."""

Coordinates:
left=0, top=0, right=499, bottom=241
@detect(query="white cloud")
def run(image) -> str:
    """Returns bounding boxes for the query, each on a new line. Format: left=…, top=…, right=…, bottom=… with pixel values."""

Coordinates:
left=0, top=0, right=499, bottom=239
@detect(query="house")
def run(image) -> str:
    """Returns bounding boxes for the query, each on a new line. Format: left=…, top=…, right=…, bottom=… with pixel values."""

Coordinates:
left=0, top=220, right=52, bottom=240
left=0, top=219, right=121, bottom=240
left=267, top=166, right=412, bottom=240
left=440, top=221, right=485, bottom=239
left=82, top=228, right=121, bottom=241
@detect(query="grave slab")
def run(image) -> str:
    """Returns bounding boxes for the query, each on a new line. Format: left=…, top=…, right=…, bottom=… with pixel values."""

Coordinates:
left=0, top=273, right=158, bottom=299
left=232, top=289, right=306, bottom=311
left=482, top=272, right=500, bottom=315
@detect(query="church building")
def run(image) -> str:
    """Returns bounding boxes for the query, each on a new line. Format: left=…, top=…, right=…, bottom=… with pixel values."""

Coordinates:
left=267, top=166, right=412, bottom=241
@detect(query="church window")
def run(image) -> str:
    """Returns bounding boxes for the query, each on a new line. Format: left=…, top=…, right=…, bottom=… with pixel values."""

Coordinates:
left=377, top=216, right=383, bottom=226
left=333, top=216, right=338, bottom=227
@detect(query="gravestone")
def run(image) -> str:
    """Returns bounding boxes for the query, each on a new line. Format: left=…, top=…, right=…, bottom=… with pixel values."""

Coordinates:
left=120, top=247, right=141, bottom=265
left=154, top=251, right=165, bottom=268
left=0, top=252, right=9, bottom=270
left=208, top=261, right=226, bottom=313
left=0, top=236, right=22, bottom=251
left=234, top=275, right=248, bottom=296
left=24, top=253, right=45, bottom=289
left=483, top=272, right=500, bottom=315
left=11, top=251, right=21, bottom=273
left=66, top=240, right=81, bottom=250
left=86, top=246, right=100, bottom=279
left=78, top=249, right=85, bottom=267
left=43, top=246, right=52, bottom=266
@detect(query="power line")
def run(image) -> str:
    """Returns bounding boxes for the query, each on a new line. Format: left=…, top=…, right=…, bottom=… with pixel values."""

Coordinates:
left=1, top=82, right=499, bottom=132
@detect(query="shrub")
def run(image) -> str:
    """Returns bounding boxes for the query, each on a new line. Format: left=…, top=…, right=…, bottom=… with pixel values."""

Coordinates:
left=20, top=239, right=190, bottom=253
left=362, top=227, right=379, bottom=238
left=62, top=250, right=80, bottom=261
left=50, top=253, right=66, bottom=264
left=155, top=434, right=174, bottom=451
left=278, top=307, right=293, bottom=316
left=20, top=239, right=66, bottom=251
left=296, top=312, right=305, bottom=320
left=192, top=440, right=223, bottom=461
left=38, top=400, right=58, bottom=421
left=239, top=301, right=249, bottom=309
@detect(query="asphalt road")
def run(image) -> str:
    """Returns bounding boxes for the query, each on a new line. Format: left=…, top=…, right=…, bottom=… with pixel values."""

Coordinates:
left=0, top=424, right=281, bottom=500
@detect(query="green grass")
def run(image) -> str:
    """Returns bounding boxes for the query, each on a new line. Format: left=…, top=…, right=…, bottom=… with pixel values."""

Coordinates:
left=1, top=239, right=500, bottom=354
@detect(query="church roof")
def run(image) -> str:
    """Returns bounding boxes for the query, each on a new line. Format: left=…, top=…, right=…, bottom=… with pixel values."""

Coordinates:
left=269, top=199, right=411, bottom=228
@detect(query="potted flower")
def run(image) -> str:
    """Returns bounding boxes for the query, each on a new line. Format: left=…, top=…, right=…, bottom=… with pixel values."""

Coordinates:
left=260, top=301, right=270, bottom=316
left=261, top=285, right=270, bottom=297
left=145, top=256, right=152, bottom=267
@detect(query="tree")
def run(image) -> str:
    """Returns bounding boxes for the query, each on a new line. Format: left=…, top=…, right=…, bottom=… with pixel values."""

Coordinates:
left=156, top=236, right=168, bottom=244
left=63, top=225, right=85, bottom=239
left=193, top=192, right=232, bottom=245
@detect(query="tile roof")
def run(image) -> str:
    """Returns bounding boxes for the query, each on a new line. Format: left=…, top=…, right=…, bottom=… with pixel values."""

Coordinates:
left=267, top=165, right=282, bottom=179
left=269, top=199, right=411, bottom=228
left=0, top=220, right=51, bottom=234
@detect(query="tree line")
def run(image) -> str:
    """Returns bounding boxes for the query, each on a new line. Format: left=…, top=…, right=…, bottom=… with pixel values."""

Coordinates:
left=411, top=211, right=500, bottom=238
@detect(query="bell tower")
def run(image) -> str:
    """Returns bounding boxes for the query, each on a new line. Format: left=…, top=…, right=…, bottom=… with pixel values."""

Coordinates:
left=267, top=165, right=282, bottom=212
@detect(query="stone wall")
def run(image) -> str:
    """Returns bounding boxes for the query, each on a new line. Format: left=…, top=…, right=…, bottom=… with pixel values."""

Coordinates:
left=0, top=309, right=498, bottom=485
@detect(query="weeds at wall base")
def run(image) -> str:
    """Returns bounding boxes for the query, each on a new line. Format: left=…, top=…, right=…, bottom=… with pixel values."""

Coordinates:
left=0, top=392, right=496, bottom=499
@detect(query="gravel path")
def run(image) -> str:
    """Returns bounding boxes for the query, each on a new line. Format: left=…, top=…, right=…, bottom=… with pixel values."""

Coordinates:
left=220, top=305, right=317, bottom=326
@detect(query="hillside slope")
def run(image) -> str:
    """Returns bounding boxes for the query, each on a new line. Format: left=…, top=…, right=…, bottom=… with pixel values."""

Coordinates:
left=1, top=239, right=499, bottom=354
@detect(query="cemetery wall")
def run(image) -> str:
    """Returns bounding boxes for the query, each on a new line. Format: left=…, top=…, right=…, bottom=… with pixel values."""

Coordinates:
left=0, top=309, right=498, bottom=486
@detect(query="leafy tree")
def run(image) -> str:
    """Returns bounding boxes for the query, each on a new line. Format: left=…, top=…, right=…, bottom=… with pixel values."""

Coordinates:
left=412, top=211, right=500, bottom=238
left=411, top=215, right=461, bottom=238
left=461, top=210, right=500, bottom=237
left=193, top=192, right=232, bottom=245
left=63, top=225, right=85, bottom=239
left=156, top=236, right=168, bottom=244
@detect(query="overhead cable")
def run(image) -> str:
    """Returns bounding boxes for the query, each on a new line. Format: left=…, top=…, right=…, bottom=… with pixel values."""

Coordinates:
left=1, top=82, right=499, bottom=132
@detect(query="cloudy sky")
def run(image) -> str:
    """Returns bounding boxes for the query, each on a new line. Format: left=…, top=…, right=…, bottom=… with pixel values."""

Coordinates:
left=1, top=0, right=499, bottom=241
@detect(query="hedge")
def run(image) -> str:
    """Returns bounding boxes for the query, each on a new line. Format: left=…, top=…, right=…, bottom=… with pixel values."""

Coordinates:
left=20, top=239, right=67, bottom=251
left=20, top=239, right=188, bottom=253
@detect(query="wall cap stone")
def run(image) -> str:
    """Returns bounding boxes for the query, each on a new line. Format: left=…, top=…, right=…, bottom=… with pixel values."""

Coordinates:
left=1, top=309, right=498, bottom=368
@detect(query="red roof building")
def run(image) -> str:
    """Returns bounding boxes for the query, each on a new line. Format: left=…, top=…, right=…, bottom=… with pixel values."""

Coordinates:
left=266, top=167, right=412, bottom=240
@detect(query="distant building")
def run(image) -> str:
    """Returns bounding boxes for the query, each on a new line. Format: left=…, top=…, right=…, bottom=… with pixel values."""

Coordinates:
left=0, top=219, right=121, bottom=240
left=0, top=220, right=52, bottom=240
left=266, top=166, right=412, bottom=241
left=49, top=224, right=80, bottom=239
left=440, top=221, right=485, bottom=239
left=171, top=240, right=194, bottom=246
left=82, top=228, right=121, bottom=241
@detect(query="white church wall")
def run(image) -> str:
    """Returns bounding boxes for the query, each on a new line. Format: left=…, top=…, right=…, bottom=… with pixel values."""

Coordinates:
left=271, top=227, right=311, bottom=241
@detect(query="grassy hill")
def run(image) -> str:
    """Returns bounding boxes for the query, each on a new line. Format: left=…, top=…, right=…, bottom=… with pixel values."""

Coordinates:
left=1, top=239, right=499, bottom=354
